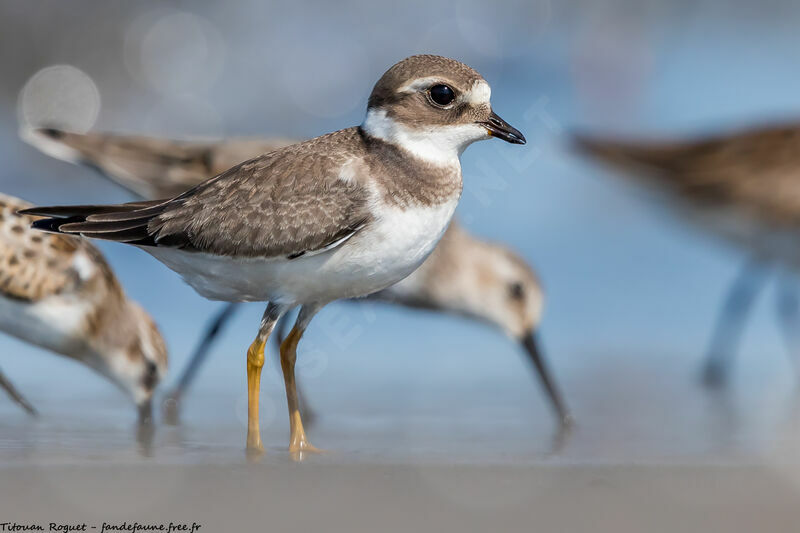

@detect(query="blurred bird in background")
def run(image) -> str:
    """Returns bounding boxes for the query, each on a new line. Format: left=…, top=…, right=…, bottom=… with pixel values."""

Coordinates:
left=573, top=123, right=800, bottom=386
left=23, top=127, right=571, bottom=428
left=0, top=192, right=167, bottom=423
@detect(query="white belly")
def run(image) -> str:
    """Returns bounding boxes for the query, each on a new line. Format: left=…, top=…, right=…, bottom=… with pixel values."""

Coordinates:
left=0, top=294, right=91, bottom=358
left=146, top=197, right=460, bottom=305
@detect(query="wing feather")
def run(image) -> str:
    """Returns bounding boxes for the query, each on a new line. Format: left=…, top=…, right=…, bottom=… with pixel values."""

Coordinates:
left=25, top=128, right=373, bottom=259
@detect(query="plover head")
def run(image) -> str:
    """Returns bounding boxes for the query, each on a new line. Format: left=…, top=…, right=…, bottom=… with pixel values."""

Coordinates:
left=458, top=242, right=543, bottom=341
left=362, top=55, right=525, bottom=166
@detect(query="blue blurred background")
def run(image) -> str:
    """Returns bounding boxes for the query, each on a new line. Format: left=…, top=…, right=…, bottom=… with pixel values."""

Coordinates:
left=3, top=0, right=800, bottom=462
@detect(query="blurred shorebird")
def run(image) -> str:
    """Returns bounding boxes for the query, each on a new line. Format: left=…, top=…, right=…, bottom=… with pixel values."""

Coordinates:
left=22, top=129, right=295, bottom=200
left=23, top=55, right=527, bottom=457
left=574, top=123, right=800, bottom=386
left=0, top=193, right=167, bottom=421
left=24, top=128, right=570, bottom=428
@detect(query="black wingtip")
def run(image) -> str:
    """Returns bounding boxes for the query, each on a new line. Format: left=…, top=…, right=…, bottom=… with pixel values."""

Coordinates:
left=30, top=216, right=85, bottom=233
left=20, top=201, right=168, bottom=245
left=31, top=217, right=64, bottom=233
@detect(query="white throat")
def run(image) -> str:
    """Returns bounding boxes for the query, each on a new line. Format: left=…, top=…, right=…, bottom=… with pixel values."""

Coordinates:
left=361, top=108, right=487, bottom=167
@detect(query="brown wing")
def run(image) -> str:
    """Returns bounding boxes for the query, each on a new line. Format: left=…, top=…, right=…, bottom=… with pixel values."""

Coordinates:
left=23, top=128, right=373, bottom=259
left=0, top=194, right=87, bottom=301
left=573, top=124, right=800, bottom=224
left=26, top=128, right=297, bottom=199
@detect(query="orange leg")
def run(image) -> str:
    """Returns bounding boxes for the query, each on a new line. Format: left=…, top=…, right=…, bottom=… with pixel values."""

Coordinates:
left=246, top=338, right=266, bottom=453
left=245, top=303, right=285, bottom=457
left=279, top=304, right=324, bottom=459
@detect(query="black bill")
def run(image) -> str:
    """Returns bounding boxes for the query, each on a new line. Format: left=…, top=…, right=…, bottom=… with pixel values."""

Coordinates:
left=481, top=111, right=526, bottom=144
left=521, top=331, right=572, bottom=427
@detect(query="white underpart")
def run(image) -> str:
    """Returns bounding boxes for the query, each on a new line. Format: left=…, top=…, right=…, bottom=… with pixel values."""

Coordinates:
left=146, top=191, right=460, bottom=305
left=362, top=108, right=488, bottom=166
left=19, top=128, right=82, bottom=165
left=0, top=292, right=93, bottom=359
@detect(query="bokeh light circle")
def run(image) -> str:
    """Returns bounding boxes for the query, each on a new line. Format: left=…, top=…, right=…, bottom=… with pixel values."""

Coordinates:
left=124, top=9, right=226, bottom=96
left=18, top=65, right=101, bottom=132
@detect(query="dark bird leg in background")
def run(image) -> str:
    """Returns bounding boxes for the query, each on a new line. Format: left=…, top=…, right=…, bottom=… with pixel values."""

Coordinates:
left=774, top=273, right=800, bottom=375
left=521, top=332, right=572, bottom=429
left=702, top=257, right=770, bottom=387
left=163, top=303, right=240, bottom=424
left=0, top=368, right=37, bottom=416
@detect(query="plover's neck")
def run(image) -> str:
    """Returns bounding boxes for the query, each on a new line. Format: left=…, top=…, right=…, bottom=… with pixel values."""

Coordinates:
left=361, top=108, right=477, bottom=168
left=355, top=127, right=463, bottom=208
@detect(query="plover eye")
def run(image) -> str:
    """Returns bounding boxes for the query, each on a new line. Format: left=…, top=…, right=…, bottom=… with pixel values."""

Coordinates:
left=428, top=84, right=455, bottom=106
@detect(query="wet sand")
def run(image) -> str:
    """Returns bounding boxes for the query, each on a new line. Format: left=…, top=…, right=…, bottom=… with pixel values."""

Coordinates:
left=2, top=463, right=799, bottom=532
left=4, top=353, right=800, bottom=532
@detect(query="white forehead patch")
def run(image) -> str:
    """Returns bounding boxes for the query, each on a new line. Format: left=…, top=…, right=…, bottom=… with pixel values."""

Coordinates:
left=465, top=80, right=491, bottom=105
